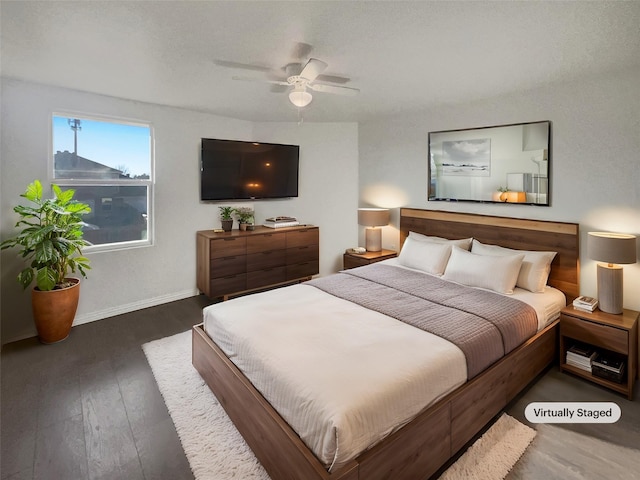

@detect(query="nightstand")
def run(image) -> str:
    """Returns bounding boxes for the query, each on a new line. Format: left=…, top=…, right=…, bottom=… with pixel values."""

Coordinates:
left=343, top=249, right=397, bottom=270
left=560, top=306, right=638, bottom=399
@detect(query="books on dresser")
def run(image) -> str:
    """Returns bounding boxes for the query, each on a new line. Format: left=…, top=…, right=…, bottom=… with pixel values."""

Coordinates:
left=263, top=216, right=300, bottom=228
left=573, top=295, right=598, bottom=312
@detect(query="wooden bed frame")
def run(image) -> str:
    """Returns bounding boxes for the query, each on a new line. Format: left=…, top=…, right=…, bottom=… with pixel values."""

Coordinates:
left=192, top=209, right=580, bottom=480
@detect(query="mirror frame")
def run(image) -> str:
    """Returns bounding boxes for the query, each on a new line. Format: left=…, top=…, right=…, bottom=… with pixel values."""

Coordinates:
left=428, top=121, right=551, bottom=206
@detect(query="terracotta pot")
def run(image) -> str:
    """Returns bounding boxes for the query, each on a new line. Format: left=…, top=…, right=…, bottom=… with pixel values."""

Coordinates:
left=31, top=278, right=80, bottom=344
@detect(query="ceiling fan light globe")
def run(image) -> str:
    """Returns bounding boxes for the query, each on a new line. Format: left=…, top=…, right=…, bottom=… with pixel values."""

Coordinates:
left=289, top=90, right=312, bottom=107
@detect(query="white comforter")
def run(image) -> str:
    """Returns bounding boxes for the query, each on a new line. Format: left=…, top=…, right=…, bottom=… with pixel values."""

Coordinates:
left=202, top=271, right=565, bottom=471
left=204, top=283, right=467, bottom=471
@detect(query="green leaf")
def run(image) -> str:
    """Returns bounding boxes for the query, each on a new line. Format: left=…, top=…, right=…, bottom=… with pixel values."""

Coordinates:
left=13, top=205, right=39, bottom=218
left=66, top=202, right=91, bottom=214
left=54, top=186, right=75, bottom=205
left=36, top=267, right=57, bottom=291
left=35, top=239, right=55, bottom=264
left=23, top=180, right=43, bottom=202
left=17, top=268, right=34, bottom=289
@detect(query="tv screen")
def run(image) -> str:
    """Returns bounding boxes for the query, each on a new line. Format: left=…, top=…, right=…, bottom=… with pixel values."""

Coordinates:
left=200, top=139, right=299, bottom=201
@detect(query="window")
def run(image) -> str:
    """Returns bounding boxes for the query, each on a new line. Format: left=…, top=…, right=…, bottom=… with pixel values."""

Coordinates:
left=51, top=114, right=153, bottom=250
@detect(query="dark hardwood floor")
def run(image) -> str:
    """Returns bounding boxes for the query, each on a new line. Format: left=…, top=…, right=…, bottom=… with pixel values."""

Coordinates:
left=1, top=295, right=213, bottom=480
left=2, top=296, right=638, bottom=479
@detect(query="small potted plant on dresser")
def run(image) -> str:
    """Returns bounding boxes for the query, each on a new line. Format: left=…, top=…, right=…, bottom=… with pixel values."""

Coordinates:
left=234, top=206, right=255, bottom=231
left=1, top=180, right=91, bottom=344
left=219, top=206, right=234, bottom=232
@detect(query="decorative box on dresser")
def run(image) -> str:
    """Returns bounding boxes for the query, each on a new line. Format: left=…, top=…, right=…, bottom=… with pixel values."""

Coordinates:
left=560, top=306, right=638, bottom=399
left=197, top=226, right=319, bottom=300
left=343, top=249, right=397, bottom=270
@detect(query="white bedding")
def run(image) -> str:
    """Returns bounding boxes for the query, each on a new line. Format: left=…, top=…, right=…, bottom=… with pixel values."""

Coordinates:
left=202, top=267, right=565, bottom=471
left=381, top=257, right=566, bottom=330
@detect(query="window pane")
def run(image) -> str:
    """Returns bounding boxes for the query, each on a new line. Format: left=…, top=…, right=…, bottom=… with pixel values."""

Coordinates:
left=73, top=185, right=148, bottom=245
left=53, top=116, right=151, bottom=180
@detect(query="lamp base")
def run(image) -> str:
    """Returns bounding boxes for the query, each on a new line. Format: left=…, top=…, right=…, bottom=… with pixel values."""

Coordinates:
left=597, top=263, right=624, bottom=314
left=365, top=227, right=382, bottom=252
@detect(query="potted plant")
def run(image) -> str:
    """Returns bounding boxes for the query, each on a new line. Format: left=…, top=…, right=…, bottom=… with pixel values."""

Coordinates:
left=493, top=186, right=509, bottom=202
left=219, top=206, right=234, bottom=232
left=234, top=206, right=255, bottom=231
left=1, top=180, right=91, bottom=343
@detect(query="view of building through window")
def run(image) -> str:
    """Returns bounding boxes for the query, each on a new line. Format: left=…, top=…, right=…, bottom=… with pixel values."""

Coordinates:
left=52, top=115, right=153, bottom=248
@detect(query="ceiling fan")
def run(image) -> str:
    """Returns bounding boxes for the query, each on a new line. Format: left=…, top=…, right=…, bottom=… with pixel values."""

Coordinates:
left=216, top=47, right=359, bottom=108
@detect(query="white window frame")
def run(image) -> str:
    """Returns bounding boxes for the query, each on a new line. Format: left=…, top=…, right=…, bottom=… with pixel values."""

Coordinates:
left=50, top=111, right=155, bottom=253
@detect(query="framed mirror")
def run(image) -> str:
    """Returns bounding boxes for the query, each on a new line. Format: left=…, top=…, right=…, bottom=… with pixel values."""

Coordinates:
left=428, top=121, right=551, bottom=205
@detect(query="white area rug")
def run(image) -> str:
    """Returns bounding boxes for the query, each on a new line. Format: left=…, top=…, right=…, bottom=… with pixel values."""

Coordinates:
left=143, top=330, right=535, bottom=480
left=439, top=413, right=536, bottom=480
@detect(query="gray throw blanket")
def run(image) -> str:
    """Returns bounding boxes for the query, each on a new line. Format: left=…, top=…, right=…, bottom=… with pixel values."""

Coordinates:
left=307, top=264, right=537, bottom=379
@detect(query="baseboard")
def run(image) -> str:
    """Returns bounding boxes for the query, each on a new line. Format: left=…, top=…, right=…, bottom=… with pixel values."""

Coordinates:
left=73, top=288, right=200, bottom=326
left=3, top=288, right=200, bottom=345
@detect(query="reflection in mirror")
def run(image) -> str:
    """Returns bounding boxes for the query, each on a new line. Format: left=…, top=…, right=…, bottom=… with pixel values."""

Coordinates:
left=428, top=121, right=550, bottom=205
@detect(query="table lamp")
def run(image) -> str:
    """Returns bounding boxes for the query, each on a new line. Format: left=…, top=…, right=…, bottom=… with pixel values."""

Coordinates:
left=358, top=208, right=390, bottom=252
left=588, top=231, right=637, bottom=314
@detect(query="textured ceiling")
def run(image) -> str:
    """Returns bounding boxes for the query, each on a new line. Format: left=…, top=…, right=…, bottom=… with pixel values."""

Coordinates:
left=2, top=1, right=639, bottom=122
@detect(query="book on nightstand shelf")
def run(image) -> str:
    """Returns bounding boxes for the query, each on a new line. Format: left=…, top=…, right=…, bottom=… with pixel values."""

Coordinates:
left=592, top=352, right=626, bottom=383
left=572, top=295, right=598, bottom=312
left=566, top=342, right=597, bottom=373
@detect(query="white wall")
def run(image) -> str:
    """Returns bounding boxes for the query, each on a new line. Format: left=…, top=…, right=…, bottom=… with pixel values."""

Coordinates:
left=0, top=79, right=359, bottom=343
left=359, top=67, right=640, bottom=311
left=252, top=122, right=359, bottom=275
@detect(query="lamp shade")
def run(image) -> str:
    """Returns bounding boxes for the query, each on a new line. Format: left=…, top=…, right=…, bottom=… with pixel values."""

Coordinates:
left=358, top=208, right=390, bottom=227
left=588, top=232, right=637, bottom=265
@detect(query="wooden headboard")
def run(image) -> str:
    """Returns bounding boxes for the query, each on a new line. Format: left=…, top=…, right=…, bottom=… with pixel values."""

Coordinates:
left=399, top=208, right=580, bottom=303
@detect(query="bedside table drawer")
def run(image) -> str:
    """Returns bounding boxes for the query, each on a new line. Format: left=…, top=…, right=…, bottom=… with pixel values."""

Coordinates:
left=561, top=314, right=628, bottom=354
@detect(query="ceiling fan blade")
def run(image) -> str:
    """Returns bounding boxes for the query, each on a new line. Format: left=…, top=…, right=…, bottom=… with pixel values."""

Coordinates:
left=232, top=75, right=290, bottom=86
left=214, top=60, right=272, bottom=73
left=300, top=58, right=328, bottom=82
left=270, top=84, right=290, bottom=93
left=316, top=73, right=351, bottom=85
left=307, top=83, right=359, bottom=96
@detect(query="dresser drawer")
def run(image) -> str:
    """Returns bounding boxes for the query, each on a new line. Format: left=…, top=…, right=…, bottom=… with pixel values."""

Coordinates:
left=247, top=249, right=286, bottom=272
left=561, top=314, right=628, bottom=354
left=247, top=266, right=287, bottom=290
left=210, top=274, right=246, bottom=297
left=210, top=255, right=245, bottom=278
left=286, top=228, right=319, bottom=248
left=287, top=245, right=318, bottom=264
left=247, top=232, right=286, bottom=254
left=287, top=261, right=318, bottom=280
left=210, top=237, right=246, bottom=259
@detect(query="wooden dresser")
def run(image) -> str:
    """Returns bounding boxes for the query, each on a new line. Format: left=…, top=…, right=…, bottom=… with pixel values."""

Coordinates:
left=197, top=226, right=319, bottom=300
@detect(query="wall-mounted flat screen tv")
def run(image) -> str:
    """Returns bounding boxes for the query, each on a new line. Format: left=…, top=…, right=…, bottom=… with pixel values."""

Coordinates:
left=200, top=138, right=299, bottom=201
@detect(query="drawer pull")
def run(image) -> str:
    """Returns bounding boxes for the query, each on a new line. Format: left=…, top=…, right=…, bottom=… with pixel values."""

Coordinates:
left=223, top=238, right=237, bottom=242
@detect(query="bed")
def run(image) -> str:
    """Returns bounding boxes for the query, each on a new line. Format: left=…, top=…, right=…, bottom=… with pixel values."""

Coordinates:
left=192, top=208, right=580, bottom=480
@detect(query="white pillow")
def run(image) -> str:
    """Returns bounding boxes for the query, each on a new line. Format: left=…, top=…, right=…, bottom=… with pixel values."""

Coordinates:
left=398, top=236, right=452, bottom=275
left=471, top=239, right=557, bottom=293
left=443, top=246, right=525, bottom=294
left=408, top=231, right=473, bottom=250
